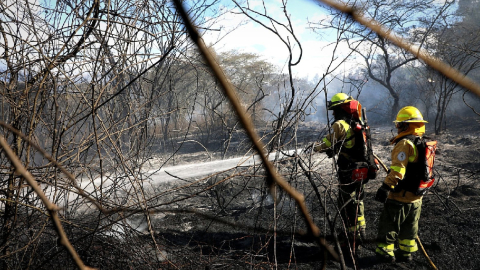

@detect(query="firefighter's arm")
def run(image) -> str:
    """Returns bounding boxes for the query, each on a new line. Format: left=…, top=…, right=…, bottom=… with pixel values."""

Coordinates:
left=383, top=140, right=415, bottom=188
left=313, top=122, right=346, bottom=153
left=375, top=141, right=413, bottom=203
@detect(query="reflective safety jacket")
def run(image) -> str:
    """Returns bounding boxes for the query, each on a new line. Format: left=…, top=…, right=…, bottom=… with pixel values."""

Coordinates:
left=384, top=138, right=423, bottom=203
left=313, top=120, right=356, bottom=161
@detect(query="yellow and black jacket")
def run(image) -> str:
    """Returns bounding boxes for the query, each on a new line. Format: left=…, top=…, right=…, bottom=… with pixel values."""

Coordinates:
left=383, top=123, right=426, bottom=203
left=313, top=120, right=355, bottom=162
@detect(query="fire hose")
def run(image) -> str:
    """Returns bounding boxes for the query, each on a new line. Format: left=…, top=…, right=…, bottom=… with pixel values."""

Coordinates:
left=373, top=153, right=438, bottom=270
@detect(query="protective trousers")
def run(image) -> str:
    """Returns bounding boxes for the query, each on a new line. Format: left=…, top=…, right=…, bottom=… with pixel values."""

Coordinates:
left=376, top=199, right=422, bottom=258
left=338, top=170, right=366, bottom=235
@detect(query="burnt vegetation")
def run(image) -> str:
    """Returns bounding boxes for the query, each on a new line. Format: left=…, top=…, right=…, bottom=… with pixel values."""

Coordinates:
left=0, top=0, right=479, bottom=269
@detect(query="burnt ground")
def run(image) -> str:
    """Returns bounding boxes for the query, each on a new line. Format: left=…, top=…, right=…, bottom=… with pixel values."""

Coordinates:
left=130, top=121, right=480, bottom=270
left=147, top=121, right=480, bottom=270
left=47, top=120, right=479, bottom=270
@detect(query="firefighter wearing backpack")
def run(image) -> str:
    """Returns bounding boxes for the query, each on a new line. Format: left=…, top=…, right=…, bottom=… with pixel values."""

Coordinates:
left=374, top=106, right=437, bottom=263
left=313, top=93, right=376, bottom=250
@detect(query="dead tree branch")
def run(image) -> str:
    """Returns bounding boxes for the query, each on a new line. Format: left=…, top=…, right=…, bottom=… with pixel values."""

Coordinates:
left=172, top=0, right=339, bottom=262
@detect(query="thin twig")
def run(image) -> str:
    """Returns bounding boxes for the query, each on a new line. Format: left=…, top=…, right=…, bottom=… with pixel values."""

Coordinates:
left=0, top=136, right=95, bottom=270
left=315, top=0, right=480, bottom=98
left=172, top=0, right=339, bottom=262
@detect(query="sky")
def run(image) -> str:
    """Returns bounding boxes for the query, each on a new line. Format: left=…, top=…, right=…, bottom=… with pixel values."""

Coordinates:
left=203, top=0, right=355, bottom=81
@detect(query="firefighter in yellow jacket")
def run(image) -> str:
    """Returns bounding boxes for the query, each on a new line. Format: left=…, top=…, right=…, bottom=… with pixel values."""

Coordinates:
left=313, top=93, right=367, bottom=249
left=374, top=106, right=429, bottom=263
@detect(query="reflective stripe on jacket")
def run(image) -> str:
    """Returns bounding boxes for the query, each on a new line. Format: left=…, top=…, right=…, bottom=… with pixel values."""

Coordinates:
left=313, top=120, right=355, bottom=152
left=384, top=138, right=423, bottom=203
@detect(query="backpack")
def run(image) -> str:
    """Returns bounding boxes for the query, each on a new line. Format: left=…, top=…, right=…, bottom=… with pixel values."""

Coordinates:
left=337, top=102, right=379, bottom=183
left=395, top=136, right=438, bottom=196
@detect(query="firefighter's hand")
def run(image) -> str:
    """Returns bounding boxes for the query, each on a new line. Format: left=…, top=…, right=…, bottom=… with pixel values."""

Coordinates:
left=374, top=183, right=392, bottom=203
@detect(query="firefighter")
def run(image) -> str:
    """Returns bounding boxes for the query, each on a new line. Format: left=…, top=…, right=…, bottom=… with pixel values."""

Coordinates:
left=312, top=93, right=367, bottom=250
left=374, top=106, right=429, bottom=263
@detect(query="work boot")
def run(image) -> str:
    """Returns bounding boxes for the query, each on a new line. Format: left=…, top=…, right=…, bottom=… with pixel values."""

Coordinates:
left=395, top=250, right=413, bottom=262
left=348, top=228, right=366, bottom=249
left=375, top=245, right=395, bottom=263
left=375, top=253, right=395, bottom=263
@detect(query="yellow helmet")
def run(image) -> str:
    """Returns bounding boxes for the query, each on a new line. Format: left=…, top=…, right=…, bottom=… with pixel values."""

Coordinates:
left=394, top=106, right=428, bottom=123
left=327, top=93, right=353, bottom=109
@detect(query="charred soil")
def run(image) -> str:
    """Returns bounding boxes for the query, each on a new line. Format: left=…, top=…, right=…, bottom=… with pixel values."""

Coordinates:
left=173, top=125, right=477, bottom=269
left=50, top=121, right=479, bottom=270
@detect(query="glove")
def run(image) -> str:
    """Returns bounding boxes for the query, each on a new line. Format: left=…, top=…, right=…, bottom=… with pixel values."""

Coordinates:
left=374, top=183, right=392, bottom=203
